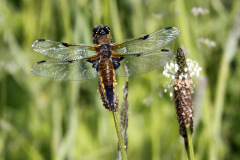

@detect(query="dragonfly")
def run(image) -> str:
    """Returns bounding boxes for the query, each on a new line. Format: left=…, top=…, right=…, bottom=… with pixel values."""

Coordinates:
left=31, top=25, right=180, bottom=112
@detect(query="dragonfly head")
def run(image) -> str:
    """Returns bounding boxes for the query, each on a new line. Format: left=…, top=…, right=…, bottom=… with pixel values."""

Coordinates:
left=93, top=25, right=110, bottom=37
left=92, top=25, right=112, bottom=44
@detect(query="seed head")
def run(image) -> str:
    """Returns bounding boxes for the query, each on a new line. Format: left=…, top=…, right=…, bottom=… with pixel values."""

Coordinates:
left=163, top=48, right=202, bottom=137
left=173, top=48, right=194, bottom=137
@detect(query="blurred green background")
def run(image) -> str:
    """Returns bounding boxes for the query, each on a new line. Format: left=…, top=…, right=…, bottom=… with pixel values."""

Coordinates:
left=0, top=0, right=240, bottom=159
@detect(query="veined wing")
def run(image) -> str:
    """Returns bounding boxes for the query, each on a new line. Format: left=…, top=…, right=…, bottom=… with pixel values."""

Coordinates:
left=115, top=49, right=174, bottom=76
left=32, top=39, right=98, bottom=60
left=112, top=27, right=180, bottom=54
left=31, top=59, right=97, bottom=81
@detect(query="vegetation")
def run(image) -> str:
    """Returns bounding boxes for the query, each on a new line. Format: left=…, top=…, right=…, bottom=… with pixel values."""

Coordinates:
left=0, top=0, right=240, bottom=159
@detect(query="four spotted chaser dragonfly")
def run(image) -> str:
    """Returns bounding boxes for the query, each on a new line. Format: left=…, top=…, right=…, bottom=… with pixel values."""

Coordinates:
left=31, top=25, right=180, bottom=111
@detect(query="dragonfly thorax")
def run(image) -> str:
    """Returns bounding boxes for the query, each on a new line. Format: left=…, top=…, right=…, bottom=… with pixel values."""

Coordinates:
left=99, top=44, right=113, bottom=58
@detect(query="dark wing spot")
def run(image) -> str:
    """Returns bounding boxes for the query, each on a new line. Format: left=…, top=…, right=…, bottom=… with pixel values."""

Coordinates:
left=136, top=52, right=143, bottom=56
left=165, top=27, right=173, bottom=30
left=139, top=34, right=149, bottom=40
left=87, top=58, right=100, bottom=71
left=161, top=49, right=169, bottom=52
left=87, top=59, right=93, bottom=63
left=119, top=57, right=124, bottom=61
left=37, top=60, right=46, bottom=64
left=38, top=39, right=46, bottom=41
left=112, top=57, right=124, bottom=70
left=62, top=42, right=70, bottom=47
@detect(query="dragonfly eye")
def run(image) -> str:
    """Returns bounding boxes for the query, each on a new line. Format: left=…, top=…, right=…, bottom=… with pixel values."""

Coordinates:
left=105, top=26, right=110, bottom=33
left=93, top=26, right=100, bottom=34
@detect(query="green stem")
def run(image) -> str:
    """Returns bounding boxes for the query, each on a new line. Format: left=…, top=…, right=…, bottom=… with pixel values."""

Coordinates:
left=112, top=111, right=128, bottom=160
left=184, top=124, right=194, bottom=160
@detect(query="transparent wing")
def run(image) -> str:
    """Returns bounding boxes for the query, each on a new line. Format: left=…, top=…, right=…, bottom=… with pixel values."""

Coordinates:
left=115, top=49, right=174, bottom=76
left=113, top=27, right=180, bottom=54
left=31, top=59, right=97, bottom=81
left=32, top=39, right=98, bottom=60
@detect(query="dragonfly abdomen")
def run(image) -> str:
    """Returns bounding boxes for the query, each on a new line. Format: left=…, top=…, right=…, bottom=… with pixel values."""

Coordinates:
left=98, top=58, right=117, bottom=111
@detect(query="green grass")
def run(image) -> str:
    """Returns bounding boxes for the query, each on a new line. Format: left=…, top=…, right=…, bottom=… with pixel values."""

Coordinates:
left=1, top=0, right=240, bottom=159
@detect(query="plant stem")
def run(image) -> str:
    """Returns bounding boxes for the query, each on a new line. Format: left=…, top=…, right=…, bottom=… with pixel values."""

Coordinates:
left=184, top=124, right=194, bottom=160
left=112, top=111, right=128, bottom=160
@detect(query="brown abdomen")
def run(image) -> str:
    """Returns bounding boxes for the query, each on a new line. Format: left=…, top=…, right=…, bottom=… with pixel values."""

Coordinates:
left=98, top=58, right=116, bottom=111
